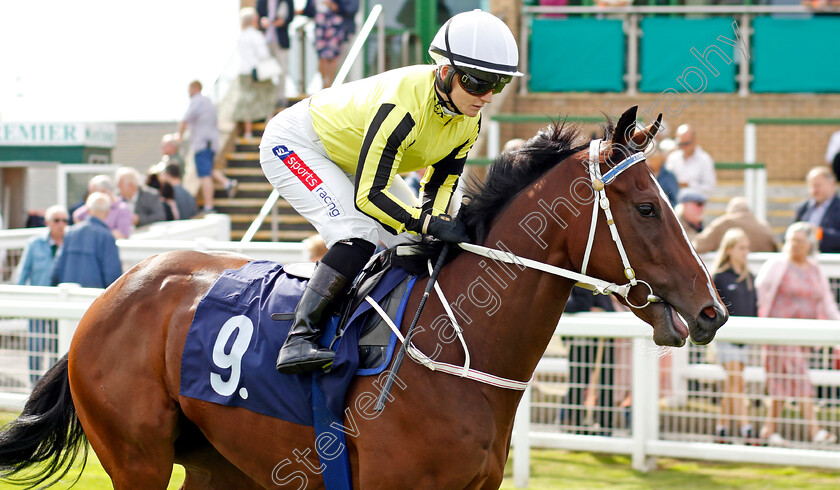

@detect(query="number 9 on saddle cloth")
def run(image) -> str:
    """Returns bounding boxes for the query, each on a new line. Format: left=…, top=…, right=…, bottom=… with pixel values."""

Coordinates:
left=179, top=250, right=414, bottom=426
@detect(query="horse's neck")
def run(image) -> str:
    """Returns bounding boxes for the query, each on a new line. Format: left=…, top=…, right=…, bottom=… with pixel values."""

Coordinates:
left=440, top=179, right=580, bottom=385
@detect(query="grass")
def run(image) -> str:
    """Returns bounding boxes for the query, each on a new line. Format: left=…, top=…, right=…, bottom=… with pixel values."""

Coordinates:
left=499, top=450, right=840, bottom=489
left=0, top=413, right=838, bottom=489
left=0, top=451, right=184, bottom=489
left=0, top=448, right=838, bottom=489
left=0, top=412, right=181, bottom=489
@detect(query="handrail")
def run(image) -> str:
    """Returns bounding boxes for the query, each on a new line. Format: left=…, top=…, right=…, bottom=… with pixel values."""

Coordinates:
left=747, top=118, right=840, bottom=125
left=241, top=4, right=384, bottom=244
left=465, top=159, right=768, bottom=170
left=523, top=5, right=838, bottom=14
left=209, top=49, right=239, bottom=106
left=714, top=162, right=766, bottom=170
left=334, top=4, right=383, bottom=86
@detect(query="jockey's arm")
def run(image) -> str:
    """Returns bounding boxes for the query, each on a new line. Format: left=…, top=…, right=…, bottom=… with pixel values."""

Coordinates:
left=353, top=105, right=425, bottom=234
left=418, top=145, right=468, bottom=217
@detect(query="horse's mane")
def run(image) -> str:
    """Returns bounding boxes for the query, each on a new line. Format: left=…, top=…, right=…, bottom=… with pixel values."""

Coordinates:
left=394, top=117, right=613, bottom=275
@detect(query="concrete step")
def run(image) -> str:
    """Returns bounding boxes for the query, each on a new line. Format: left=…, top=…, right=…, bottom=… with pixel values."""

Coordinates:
left=228, top=213, right=308, bottom=225
left=231, top=229, right=316, bottom=242
left=226, top=152, right=260, bottom=163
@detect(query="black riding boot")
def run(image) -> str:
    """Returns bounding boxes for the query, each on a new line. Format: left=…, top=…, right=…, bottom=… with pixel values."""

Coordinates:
left=276, top=262, right=349, bottom=375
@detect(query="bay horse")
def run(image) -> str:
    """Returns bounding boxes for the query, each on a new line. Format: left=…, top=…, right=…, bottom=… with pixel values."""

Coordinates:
left=0, top=106, right=726, bottom=489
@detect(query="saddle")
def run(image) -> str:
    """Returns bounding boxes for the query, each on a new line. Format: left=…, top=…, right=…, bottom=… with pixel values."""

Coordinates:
left=275, top=247, right=412, bottom=371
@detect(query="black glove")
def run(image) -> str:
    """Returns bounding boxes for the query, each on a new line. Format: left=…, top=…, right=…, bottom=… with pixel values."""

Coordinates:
left=424, top=214, right=470, bottom=243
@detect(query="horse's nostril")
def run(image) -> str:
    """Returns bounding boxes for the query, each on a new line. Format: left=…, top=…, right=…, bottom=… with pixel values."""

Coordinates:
left=702, top=306, right=717, bottom=319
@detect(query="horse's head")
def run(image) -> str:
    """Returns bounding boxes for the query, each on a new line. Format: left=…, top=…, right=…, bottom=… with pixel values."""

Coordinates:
left=573, top=106, right=728, bottom=346
left=458, top=106, right=727, bottom=347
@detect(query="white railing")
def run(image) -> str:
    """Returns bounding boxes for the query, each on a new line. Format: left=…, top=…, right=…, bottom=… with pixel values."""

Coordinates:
left=511, top=312, right=840, bottom=488
left=0, top=215, right=306, bottom=281
left=128, top=213, right=232, bottom=242
left=0, top=283, right=100, bottom=409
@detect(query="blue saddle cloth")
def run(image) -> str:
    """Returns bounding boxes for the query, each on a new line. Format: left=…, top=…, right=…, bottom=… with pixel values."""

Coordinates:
left=179, top=260, right=412, bottom=426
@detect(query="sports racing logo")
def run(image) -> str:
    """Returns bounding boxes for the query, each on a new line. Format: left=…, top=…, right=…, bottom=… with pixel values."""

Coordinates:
left=272, top=145, right=343, bottom=219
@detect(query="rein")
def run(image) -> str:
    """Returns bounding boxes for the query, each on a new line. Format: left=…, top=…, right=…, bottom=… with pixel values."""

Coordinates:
left=370, top=141, right=663, bottom=393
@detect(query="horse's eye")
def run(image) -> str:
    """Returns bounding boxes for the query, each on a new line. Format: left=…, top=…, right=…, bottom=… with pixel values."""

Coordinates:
left=637, top=203, right=655, bottom=217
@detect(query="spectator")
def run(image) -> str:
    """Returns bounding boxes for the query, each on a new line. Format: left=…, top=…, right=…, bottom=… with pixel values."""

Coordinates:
left=18, top=205, right=68, bottom=384
left=301, top=0, right=358, bottom=88
left=160, top=163, right=197, bottom=220
left=303, top=234, right=328, bottom=262
left=693, top=197, right=778, bottom=254
left=755, top=222, right=839, bottom=445
left=825, top=128, right=840, bottom=180
left=711, top=228, right=757, bottom=444
left=233, top=8, right=276, bottom=139
left=51, top=192, right=123, bottom=289
left=665, top=124, right=716, bottom=196
left=72, top=175, right=133, bottom=239
left=160, top=133, right=185, bottom=175
left=18, top=205, right=67, bottom=287
left=160, top=183, right=179, bottom=221
left=115, top=167, right=166, bottom=227
left=675, top=189, right=706, bottom=241
left=258, top=0, right=295, bottom=108
left=794, top=166, right=840, bottom=253
left=646, top=142, right=679, bottom=207
left=177, top=80, right=237, bottom=214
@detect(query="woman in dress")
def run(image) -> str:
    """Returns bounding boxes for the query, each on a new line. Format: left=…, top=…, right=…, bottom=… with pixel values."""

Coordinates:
left=301, top=0, right=357, bottom=88
left=756, top=222, right=839, bottom=445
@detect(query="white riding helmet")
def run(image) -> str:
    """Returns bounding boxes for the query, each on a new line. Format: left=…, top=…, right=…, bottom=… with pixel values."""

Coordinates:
left=429, top=10, right=523, bottom=78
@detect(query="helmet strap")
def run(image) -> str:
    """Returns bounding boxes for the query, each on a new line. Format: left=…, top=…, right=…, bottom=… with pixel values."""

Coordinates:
left=440, top=19, right=464, bottom=115
left=434, top=66, right=462, bottom=116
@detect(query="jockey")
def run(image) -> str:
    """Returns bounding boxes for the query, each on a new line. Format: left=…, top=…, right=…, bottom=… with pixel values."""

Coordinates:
left=259, top=9, right=523, bottom=375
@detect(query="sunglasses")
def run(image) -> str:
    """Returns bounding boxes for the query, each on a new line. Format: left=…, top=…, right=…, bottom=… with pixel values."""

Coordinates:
left=456, top=68, right=511, bottom=96
left=51, top=218, right=68, bottom=223
left=678, top=140, right=695, bottom=147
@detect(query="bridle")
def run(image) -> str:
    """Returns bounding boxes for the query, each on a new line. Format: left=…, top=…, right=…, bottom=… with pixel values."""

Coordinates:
left=580, top=139, right=663, bottom=309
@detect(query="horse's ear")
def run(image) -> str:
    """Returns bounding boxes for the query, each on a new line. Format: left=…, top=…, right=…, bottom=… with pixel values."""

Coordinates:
left=608, top=105, right=638, bottom=162
left=630, top=113, right=663, bottom=151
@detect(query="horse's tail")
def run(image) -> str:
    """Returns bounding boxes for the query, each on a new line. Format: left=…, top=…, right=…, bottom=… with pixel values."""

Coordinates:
left=0, top=354, right=88, bottom=487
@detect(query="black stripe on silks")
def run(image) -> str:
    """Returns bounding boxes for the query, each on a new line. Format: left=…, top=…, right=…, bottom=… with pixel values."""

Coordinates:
left=357, top=104, right=396, bottom=180
left=421, top=142, right=467, bottom=214
left=355, top=105, right=419, bottom=231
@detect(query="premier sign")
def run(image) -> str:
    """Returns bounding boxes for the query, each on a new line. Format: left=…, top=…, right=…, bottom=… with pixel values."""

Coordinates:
left=0, top=122, right=116, bottom=147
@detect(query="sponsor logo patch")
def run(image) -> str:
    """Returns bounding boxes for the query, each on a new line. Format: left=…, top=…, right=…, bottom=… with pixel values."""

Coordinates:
left=272, top=145, right=342, bottom=218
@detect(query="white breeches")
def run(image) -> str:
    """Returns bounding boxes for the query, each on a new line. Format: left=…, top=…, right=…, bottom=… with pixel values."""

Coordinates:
left=259, top=101, right=419, bottom=248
